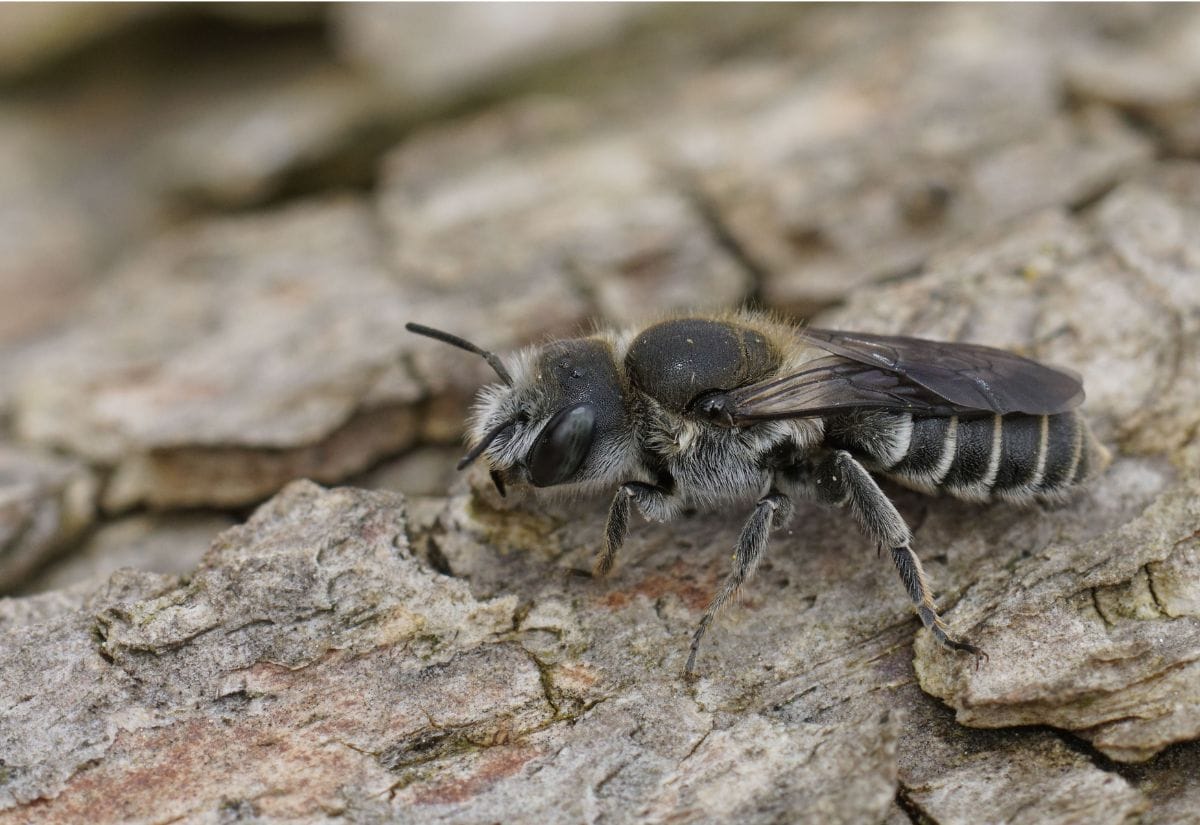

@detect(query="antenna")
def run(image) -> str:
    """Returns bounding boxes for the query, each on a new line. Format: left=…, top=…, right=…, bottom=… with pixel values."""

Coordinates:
left=406, top=322, right=513, bottom=386
left=456, top=418, right=516, bottom=470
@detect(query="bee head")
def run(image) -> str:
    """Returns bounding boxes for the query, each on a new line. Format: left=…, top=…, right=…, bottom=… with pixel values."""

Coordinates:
left=406, top=324, right=630, bottom=496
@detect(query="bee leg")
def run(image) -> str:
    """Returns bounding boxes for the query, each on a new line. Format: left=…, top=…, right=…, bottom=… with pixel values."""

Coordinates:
left=813, top=450, right=985, bottom=665
left=597, top=481, right=671, bottom=576
left=891, top=545, right=987, bottom=667
left=685, top=489, right=792, bottom=678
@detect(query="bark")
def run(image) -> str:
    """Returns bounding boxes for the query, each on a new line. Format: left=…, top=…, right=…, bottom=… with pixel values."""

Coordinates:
left=1, top=4, right=1199, bottom=824
left=0, top=446, right=95, bottom=590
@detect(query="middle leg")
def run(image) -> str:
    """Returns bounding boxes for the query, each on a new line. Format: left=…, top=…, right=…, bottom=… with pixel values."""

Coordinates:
left=685, top=489, right=793, bottom=677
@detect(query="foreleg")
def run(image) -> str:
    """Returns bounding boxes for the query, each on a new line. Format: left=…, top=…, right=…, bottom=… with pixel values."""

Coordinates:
left=597, top=481, right=673, bottom=576
left=685, top=490, right=793, bottom=677
left=809, top=450, right=985, bottom=664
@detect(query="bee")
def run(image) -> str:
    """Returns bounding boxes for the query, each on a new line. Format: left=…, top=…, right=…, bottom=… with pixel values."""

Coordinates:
left=407, top=312, right=1108, bottom=676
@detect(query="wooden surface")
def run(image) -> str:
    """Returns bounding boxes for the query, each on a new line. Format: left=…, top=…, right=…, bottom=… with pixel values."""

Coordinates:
left=1, top=5, right=1198, bottom=823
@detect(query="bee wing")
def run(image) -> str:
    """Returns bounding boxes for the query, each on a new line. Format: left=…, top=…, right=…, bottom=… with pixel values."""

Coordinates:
left=801, top=328, right=1084, bottom=415
left=724, top=331, right=1085, bottom=423
left=727, top=355, right=974, bottom=421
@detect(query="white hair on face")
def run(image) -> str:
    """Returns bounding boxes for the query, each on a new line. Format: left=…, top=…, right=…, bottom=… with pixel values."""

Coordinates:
left=464, top=347, right=541, bottom=474
left=463, top=340, right=637, bottom=492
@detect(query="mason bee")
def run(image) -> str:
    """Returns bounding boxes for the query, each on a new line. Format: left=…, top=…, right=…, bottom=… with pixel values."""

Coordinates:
left=407, top=312, right=1108, bottom=676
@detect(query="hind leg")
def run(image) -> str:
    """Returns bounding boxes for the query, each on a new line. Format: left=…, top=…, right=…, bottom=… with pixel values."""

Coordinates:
left=800, top=450, right=985, bottom=664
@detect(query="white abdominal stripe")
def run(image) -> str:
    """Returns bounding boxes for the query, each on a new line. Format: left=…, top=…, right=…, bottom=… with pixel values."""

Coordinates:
left=869, top=411, right=1092, bottom=503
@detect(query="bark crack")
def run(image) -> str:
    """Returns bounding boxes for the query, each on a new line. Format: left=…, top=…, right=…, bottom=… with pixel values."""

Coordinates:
left=682, top=183, right=773, bottom=309
left=894, top=782, right=935, bottom=825
left=1142, top=563, right=1169, bottom=618
left=677, top=723, right=715, bottom=767
left=1090, top=587, right=1114, bottom=629
left=1045, top=726, right=1134, bottom=781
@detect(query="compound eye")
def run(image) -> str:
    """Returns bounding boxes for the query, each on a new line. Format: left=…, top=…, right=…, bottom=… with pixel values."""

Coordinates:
left=527, top=403, right=596, bottom=487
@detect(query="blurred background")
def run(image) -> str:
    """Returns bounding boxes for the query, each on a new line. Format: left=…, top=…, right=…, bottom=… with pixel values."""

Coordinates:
left=0, top=3, right=1195, bottom=595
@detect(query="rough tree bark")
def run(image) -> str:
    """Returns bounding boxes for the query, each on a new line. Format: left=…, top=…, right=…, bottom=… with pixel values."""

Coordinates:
left=1, top=5, right=1198, bottom=824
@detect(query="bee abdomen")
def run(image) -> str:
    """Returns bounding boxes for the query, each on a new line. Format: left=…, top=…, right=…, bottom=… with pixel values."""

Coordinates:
left=1026, top=410, right=1110, bottom=499
left=907, top=412, right=1106, bottom=502
left=831, top=410, right=1107, bottom=502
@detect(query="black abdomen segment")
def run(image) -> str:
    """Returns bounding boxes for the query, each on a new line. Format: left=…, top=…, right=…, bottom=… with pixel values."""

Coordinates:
left=827, top=410, right=1105, bottom=502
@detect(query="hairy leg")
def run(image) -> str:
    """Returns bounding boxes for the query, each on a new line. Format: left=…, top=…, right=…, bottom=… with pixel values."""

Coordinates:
left=808, top=450, right=985, bottom=664
left=685, top=490, right=793, bottom=678
left=597, top=481, right=673, bottom=576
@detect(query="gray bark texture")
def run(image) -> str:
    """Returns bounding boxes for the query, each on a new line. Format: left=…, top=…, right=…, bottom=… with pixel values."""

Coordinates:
left=1, top=4, right=1199, bottom=824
